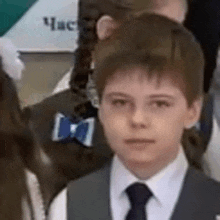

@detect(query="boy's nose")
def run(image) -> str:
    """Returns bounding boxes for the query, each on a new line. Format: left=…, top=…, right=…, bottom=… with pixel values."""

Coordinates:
left=130, top=109, right=150, bottom=129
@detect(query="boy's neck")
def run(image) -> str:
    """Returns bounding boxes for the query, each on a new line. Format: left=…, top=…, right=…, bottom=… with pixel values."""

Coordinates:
left=118, top=149, right=180, bottom=180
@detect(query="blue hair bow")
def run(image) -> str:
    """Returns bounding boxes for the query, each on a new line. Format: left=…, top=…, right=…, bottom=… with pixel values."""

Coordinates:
left=51, top=113, right=95, bottom=147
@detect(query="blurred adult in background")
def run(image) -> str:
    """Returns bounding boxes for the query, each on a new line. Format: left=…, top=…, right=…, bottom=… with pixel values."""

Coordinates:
left=184, top=0, right=220, bottom=152
left=185, top=0, right=220, bottom=180
left=185, top=0, right=220, bottom=93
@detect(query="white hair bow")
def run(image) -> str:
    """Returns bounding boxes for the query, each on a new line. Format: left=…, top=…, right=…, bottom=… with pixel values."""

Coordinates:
left=0, top=38, right=25, bottom=80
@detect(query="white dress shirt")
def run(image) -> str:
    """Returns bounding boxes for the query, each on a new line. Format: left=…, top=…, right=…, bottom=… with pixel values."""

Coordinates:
left=48, top=147, right=188, bottom=220
left=110, top=147, right=188, bottom=220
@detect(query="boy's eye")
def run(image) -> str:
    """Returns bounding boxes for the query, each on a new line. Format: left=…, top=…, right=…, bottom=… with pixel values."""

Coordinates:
left=111, top=99, right=128, bottom=107
left=150, top=101, right=171, bottom=108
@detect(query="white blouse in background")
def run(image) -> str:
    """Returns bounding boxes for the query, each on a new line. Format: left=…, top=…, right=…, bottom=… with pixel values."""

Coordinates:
left=23, top=169, right=67, bottom=220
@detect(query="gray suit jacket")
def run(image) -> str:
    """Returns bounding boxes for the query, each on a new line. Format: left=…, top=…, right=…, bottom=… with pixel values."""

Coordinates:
left=68, top=164, right=220, bottom=220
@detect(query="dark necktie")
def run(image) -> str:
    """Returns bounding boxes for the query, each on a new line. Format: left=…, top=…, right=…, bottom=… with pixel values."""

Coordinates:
left=126, top=183, right=153, bottom=220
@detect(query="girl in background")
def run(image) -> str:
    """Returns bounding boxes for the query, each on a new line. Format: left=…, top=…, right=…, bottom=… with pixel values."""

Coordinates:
left=0, top=38, right=27, bottom=220
left=0, top=38, right=58, bottom=220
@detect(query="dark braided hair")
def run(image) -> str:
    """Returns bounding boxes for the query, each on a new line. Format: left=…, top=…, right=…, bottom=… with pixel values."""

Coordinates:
left=69, top=0, right=133, bottom=95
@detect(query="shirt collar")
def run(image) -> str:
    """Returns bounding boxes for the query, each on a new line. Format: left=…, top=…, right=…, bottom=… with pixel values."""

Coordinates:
left=110, top=146, right=188, bottom=206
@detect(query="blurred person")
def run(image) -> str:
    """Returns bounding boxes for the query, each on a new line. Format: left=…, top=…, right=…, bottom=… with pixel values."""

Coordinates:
left=0, top=38, right=111, bottom=220
left=0, top=38, right=50, bottom=220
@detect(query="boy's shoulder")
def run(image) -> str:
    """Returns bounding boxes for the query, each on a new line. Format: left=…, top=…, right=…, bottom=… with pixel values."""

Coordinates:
left=184, top=167, right=220, bottom=192
left=172, top=167, right=220, bottom=217
left=167, top=167, right=220, bottom=219
left=68, top=165, right=220, bottom=192
left=67, top=163, right=112, bottom=219
left=68, top=162, right=111, bottom=193
left=68, top=166, right=220, bottom=204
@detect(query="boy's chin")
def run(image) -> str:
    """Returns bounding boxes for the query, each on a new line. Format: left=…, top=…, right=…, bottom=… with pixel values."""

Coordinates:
left=120, top=152, right=177, bottom=173
left=120, top=154, right=154, bottom=167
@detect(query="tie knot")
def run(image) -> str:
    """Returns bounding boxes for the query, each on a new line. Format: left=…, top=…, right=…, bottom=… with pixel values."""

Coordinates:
left=126, top=183, right=152, bottom=206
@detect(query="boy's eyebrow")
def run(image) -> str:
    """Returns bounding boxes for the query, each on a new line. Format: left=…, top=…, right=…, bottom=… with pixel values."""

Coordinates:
left=105, top=93, right=176, bottom=100
left=147, top=94, right=176, bottom=100
left=105, top=92, right=132, bottom=99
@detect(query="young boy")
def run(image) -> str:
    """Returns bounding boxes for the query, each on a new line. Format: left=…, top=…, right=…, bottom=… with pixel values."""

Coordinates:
left=50, top=14, right=220, bottom=220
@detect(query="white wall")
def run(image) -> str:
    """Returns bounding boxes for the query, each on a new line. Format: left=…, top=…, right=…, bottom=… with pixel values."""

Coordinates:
left=4, top=0, right=79, bottom=52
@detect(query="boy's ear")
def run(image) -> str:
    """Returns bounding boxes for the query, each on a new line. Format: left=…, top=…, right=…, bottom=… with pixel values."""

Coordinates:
left=96, top=15, right=119, bottom=40
left=184, top=96, right=203, bottom=129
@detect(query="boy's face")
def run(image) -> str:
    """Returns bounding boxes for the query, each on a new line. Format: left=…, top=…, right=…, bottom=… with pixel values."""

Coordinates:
left=99, top=67, right=201, bottom=172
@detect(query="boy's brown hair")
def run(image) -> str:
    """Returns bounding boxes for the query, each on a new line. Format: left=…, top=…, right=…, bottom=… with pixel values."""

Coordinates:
left=94, top=13, right=204, bottom=107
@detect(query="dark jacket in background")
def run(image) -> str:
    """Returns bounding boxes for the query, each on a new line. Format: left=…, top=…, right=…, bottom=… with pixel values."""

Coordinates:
left=185, top=0, right=220, bottom=92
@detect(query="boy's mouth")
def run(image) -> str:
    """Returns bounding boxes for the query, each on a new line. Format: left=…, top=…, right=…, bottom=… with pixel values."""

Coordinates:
left=124, top=139, right=156, bottom=150
left=124, top=138, right=156, bottom=144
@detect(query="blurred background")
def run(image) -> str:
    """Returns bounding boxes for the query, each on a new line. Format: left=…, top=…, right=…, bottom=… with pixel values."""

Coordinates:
left=0, top=0, right=78, bottom=107
left=1, top=0, right=220, bottom=110
left=17, top=51, right=74, bottom=107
